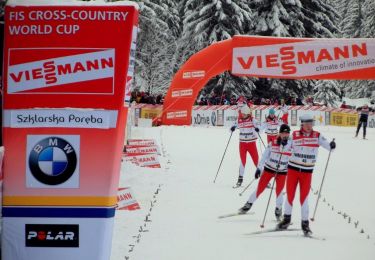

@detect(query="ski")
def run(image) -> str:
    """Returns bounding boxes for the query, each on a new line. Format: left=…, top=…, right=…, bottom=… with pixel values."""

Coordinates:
left=232, top=185, right=242, bottom=189
left=246, top=228, right=300, bottom=235
left=303, top=233, right=326, bottom=241
left=218, top=212, right=255, bottom=219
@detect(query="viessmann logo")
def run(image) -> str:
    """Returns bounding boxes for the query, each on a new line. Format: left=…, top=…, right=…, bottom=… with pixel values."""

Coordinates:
left=232, top=40, right=375, bottom=77
left=8, top=48, right=115, bottom=94
left=25, top=224, right=79, bottom=247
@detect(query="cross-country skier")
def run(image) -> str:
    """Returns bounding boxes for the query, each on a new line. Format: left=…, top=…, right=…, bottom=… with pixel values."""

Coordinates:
left=230, top=105, right=260, bottom=187
left=238, top=124, right=292, bottom=221
left=355, top=104, right=370, bottom=139
left=277, top=114, right=336, bottom=235
left=261, top=108, right=282, bottom=143
left=279, top=99, right=289, bottom=124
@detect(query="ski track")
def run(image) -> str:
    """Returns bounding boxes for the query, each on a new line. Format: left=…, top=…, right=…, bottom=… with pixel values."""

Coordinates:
left=112, top=125, right=375, bottom=260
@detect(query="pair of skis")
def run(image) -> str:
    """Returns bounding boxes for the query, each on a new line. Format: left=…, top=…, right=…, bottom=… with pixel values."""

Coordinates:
left=218, top=211, right=325, bottom=240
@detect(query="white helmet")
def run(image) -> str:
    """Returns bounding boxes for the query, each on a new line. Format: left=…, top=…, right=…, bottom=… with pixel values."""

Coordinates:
left=240, top=105, right=252, bottom=115
left=300, top=114, right=314, bottom=123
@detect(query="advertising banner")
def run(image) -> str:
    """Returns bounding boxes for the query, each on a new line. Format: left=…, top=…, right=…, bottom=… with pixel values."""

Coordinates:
left=192, top=109, right=218, bottom=126
left=117, top=187, right=140, bottom=211
left=330, top=112, right=359, bottom=127
left=2, top=1, right=139, bottom=260
left=123, top=153, right=161, bottom=168
left=368, top=114, right=375, bottom=128
left=125, top=145, right=161, bottom=155
left=162, top=36, right=375, bottom=125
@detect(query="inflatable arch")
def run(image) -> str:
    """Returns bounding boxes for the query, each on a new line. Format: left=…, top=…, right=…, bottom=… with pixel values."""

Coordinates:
left=162, top=35, right=375, bottom=125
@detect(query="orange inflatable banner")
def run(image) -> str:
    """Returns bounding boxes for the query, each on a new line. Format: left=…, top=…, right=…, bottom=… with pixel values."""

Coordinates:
left=162, top=36, right=375, bottom=125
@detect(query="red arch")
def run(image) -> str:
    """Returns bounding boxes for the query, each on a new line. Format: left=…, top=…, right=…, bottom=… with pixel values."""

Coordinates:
left=162, top=36, right=375, bottom=125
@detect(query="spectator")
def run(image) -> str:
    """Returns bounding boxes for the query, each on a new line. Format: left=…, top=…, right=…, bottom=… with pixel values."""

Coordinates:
left=340, top=101, right=348, bottom=109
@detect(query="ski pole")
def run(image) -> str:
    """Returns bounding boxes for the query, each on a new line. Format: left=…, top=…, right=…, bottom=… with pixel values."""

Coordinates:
left=213, top=131, right=233, bottom=183
left=257, top=132, right=266, bottom=149
left=260, top=147, right=284, bottom=228
left=310, top=138, right=335, bottom=222
left=239, top=178, right=257, bottom=196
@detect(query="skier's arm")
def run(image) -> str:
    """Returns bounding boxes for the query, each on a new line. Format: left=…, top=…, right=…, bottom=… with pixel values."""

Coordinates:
left=260, top=121, right=267, bottom=133
left=319, top=134, right=334, bottom=151
left=257, top=143, right=271, bottom=172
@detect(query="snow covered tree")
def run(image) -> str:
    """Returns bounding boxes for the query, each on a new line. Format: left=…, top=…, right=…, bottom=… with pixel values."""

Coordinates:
left=340, top=0, right=363, bottom=38
left=313, top=80, right=341, bottom=106
left=181, top=0, right=256, bottom=97
left=133, top=0, right=181, bottom=94
left=249, top=0, right=339, bottom=98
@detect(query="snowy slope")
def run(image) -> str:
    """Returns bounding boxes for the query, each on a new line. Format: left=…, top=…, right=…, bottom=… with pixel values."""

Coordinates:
left=112, top=125, right=375, bottom=260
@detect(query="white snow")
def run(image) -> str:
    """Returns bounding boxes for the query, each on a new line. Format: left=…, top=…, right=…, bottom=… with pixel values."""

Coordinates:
left=112, top=125, right=375, bottom=260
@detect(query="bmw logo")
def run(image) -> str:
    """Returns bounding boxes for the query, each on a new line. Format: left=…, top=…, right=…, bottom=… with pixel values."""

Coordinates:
left=28, top=137, right=77, bottom=185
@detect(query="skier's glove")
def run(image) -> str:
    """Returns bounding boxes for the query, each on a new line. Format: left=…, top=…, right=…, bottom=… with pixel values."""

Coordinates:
left=230, top=126, right=236, bottom=132
left=281, top=139, right=288, bottom=146
left=255, top=127, right=260, bottom=133
left=330, top=141, right=336, bottom=149
left=254, top=168, right=261, bottom=179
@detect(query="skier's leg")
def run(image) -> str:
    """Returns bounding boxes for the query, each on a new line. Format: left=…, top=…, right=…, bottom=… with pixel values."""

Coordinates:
left=239, top=142, right=247, bottom=177
left=275, top=174, right=287, bottom=209
left=299, top=173, right=312, bottom=221
left=284, top=169, right=298, bottom=216
left=248, top=141, right=259, bottom=166
left=356, top=122, right=361, bottom=136
left=363, top=121, right=367, bottom=138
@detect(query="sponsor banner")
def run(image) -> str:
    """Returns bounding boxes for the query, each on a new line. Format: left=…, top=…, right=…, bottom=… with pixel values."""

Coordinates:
left=116, top=187, right=140, bottom=210
left=26, top=135, right=80, bottom=189
left=2, top=216, right=114, bottom=260
left=4, top=109, right=118, bottom=129
left=171, top=88, right=193, bottom=98
left=8, top=48, right=115, bottom=94
left=127, top=139, right=156, bottom=146
left=217, top=109, right=224, bottom=126
left=124, top=153, right=161, bottom=168
left=140, top=106, right=163, bottom=119
left=2, top=2, right=139, bottom=259
left=223, top=109, right=238, bottom=127
left=166, top=110, right=188, bottom=119
left=330, top=112, right=358, bottom=127
left=232, top=38, right=375, bottom=78
left=296, top=110, right=326, bottom=126
left=125, top=145, right=161, bottom=155
left=192, top=109, right=218, bottom=126
left=182, top=70, right=205, bottom=79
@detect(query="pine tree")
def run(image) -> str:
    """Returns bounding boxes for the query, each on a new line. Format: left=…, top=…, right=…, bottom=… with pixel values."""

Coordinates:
left=313, top=80, right=341, bottom=106
left=133, top=0, right=181, bottom=94
left=250, top=0, right=339, bottom=99
left=181, top=0, right=256, bottom=97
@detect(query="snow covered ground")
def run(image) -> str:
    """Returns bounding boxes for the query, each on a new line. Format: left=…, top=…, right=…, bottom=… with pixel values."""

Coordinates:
left=111, top=125, right=375, bottom=260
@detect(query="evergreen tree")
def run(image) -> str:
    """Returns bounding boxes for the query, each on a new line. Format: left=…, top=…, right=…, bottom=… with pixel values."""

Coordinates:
left=250, top=0, right=339, bottom=99
left=134, top=0, right=180, bottom=94
left=181, top=0, right=256, bottom=97
left=313, top=80, right=341, bottom=107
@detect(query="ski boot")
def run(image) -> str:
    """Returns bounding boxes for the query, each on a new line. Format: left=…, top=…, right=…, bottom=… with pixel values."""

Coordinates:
left=277, top=214, right=291, bottom=230
left=302, top=220, right=312, bottom=236
left=234, top=176, right=243, bottom=187
left=238, top=202, right=252, bottom=214
left=275, top=207, right=282, bottom=222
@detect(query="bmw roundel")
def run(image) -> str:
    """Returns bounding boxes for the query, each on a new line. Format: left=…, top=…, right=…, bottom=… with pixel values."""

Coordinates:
left=28, top=137, right=77, bottom=185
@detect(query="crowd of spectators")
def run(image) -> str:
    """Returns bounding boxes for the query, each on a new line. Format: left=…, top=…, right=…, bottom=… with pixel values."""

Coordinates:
left=130, top=91, right=164, bottom=105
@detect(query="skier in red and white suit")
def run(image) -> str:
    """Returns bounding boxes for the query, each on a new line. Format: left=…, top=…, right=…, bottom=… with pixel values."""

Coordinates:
left=279, top=99, right=289, bottom=124
left=238, top=124, right=292, bottom=221
left=231, top=105, right=260, bottom=187
left=277, top=114, right=336, bottom=235
left=261, top=108, right=282, bottom=143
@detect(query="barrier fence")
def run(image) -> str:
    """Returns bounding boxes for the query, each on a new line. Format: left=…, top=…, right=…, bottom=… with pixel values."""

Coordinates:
left=130, top=104, right=375, bottom=128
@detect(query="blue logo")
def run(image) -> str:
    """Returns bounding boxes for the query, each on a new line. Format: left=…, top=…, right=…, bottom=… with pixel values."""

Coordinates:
left=29, top=137, right=77, bottom=185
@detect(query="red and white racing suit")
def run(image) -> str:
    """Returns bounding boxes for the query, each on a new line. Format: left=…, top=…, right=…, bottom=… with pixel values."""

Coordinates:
left=235, top=116, right=260, bottom=177
left=261, top=116, right=282, bottom=143
left=284, top=130, right=331, bottom=220
left=247, top=138, right=292, bottom=209
left=280, top=104, right=289, bottom=124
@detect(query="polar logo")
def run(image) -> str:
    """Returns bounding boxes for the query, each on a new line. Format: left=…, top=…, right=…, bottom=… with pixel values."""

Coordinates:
left=211, top=111, right=217, bottom=126
left=25, top=224, right=79, bottom=247
left=8, top=48, right=115, bottom=94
